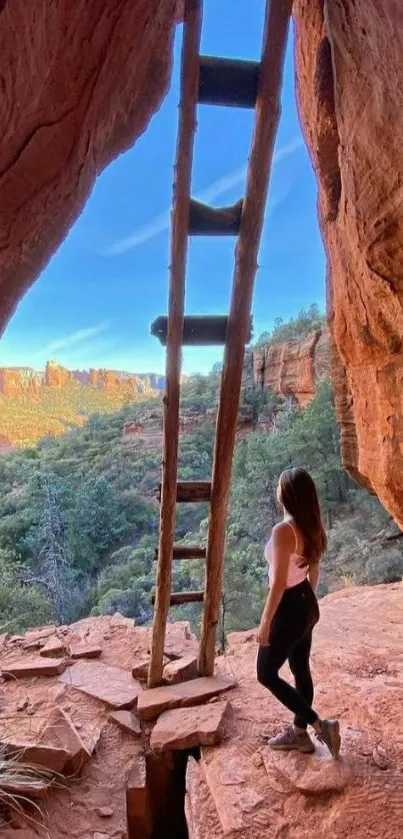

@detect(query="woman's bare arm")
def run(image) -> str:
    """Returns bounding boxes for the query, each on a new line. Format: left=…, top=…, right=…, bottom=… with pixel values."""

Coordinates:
left=308, top=562, right=320, bottom=592
left=257, top=523, right=293, bottom=646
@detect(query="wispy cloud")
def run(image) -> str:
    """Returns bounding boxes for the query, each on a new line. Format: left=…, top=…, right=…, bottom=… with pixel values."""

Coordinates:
left=42, top=321, right=111, bottom=355
left=103, top=136, right=303, bottom=256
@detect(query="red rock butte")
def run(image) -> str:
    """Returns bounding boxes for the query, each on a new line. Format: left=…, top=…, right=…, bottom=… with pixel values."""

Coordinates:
left=0, top=0, right=402, bottom=527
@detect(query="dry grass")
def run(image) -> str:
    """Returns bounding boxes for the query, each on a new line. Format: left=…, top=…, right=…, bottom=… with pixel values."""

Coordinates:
left=0, top=745, right=65, bottom=836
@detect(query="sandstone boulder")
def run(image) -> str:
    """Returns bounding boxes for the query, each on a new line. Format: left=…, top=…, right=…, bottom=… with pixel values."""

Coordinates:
left=3, top=741, right=70, bottom=774
left=126, top=750, right=151, bottom=839
left=40, top=636, right=68, bottom=657
left=162, top=654, right=198, bottom=685
left=70, top=643, right=102, bottom=660
left=150, top=700, right=230, bottom=752
left=263, top=748, right=351, bottom=795
left=201, top=748, right=265, bottom=835
left=138, top=676, right=236, bottom=722
left=1, top=657, right=66, bottom=679
left=132, top=657, right=152, bottom=680
left=40, top=707, right=91, bottom=776
left=109, top=710, right=141, bottom=737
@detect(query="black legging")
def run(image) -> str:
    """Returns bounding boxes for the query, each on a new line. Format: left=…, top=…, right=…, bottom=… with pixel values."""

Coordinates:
left=257, top=579, right=320, bottom=729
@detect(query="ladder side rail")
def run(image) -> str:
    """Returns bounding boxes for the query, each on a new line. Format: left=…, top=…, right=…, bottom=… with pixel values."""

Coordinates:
left=148, top=0, right=203, bottom=688
left=198, top=0, right=294, bottom=677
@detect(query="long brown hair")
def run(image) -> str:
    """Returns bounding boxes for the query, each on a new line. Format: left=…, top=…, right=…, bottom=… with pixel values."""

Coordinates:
left=278, top=467, right=327, bottom=566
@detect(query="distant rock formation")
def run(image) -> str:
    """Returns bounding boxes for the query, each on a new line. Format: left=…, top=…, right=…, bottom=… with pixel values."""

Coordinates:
left=0, top=362, right=161, bottom=446
left=0, top=362, right=162, bottom=397
left=44, top=361, right=71, bottom=389
left=0, top=368, right=24, bottom=398
left=122, top=405, right=255, bottom=447
left=251, top=326, right=330, bottom=406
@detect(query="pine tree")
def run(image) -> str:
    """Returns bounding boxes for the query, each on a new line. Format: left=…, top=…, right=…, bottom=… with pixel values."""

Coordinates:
left=35, top=474, right=73, bottom=623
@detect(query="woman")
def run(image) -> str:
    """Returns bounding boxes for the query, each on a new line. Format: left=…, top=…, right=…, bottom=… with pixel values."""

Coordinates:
left=257, top=467, right=341, bottom=758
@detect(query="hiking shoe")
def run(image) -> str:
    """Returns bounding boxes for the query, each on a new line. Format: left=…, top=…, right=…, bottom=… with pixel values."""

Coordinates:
left=268, top=726, right=315, bottom=753
left=316, top=719, right=341, bottom=758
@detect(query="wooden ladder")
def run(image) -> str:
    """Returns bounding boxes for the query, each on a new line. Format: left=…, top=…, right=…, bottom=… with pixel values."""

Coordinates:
left=148, top=0, right=293, bottom=688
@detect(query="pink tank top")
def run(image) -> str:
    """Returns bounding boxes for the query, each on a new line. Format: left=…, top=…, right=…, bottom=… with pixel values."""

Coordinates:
left=265, top=522, right=308, bottom=589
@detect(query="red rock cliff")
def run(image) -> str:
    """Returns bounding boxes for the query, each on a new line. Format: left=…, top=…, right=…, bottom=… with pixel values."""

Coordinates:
left=0, top=0, right=178, bottom=331
left=0, top=369, right=24, bottom=398
left=252, top=326, right=330, bottom=406
left=294, top=0, right=403, bottom=526
left=45, top=361, right=72, bottom=389
left=0, top=363, right=155, bottom=395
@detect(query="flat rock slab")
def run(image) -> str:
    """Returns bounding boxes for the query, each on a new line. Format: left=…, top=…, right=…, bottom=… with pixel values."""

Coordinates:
left=263, top=748, right=352, bottom=794
left=0, top=777, right=50, bottom=799
left=126, top=750, right=151, bottom=837
left=40, top=636, right=68, bottom=657
left=3, top=740, right=71, bottom=774
left=202, top=748, right=264, bottom=834
left=110, top=710, right=141, bottom=736
left=70, top=643, right=102, bottom=660
left=132, top=657, right=152, bottom=680
left=150, top=699, right=230, bottom=752
left=1, top=657, right=66, bottom=679
left=132, top=654, right=170, bottom=680
left=60, top=660, right=142, bottom=709
left=138, top=676, right=236, bottom=722
left=163, top=639, right=199, bottom=661
left=162, top=654, right=198, bottom=685
left=40, top=707, right=91, bottom=776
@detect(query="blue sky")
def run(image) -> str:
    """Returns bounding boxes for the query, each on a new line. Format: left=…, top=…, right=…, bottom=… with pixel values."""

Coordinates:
left=0, top=3, right=325, bottom=376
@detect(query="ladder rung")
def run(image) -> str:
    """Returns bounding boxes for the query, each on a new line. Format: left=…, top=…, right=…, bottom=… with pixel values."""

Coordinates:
left=151, top=315, right=253, bottom=347
left=157, top=481, right=212, bottom=503
left=198, top=55, right=260, bottom=108
left=154, top=545, right=206, bottom=561
left=188, top=198, right=243, bottom=236
left=152, top=591, right=204, bottom=606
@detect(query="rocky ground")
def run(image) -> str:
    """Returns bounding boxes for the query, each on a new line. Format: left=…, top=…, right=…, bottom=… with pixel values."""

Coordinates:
left=0, top=583, right=401, bottom=838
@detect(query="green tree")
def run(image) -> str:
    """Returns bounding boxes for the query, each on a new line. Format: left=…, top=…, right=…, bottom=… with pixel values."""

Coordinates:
left=25, top=474, right=77, bottom=623
left=70, top=476, right=128, bottom=574
left=89, top=537, right=155, bottom=623
left=0, top=549, right=53, bottom=632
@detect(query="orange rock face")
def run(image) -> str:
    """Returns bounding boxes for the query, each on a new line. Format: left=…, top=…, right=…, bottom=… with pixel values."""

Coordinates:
left=294, top=0, right=403, bottom=525
left=253, top=326, right=330, bottom=406
left=0, top=0, right=178, bottom=332
left=44, top=361, right=71, bottom=389
left=0, top=368, right=25, bottom=397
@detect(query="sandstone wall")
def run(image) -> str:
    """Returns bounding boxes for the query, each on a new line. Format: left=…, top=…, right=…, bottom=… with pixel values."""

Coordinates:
left=252, top=326, right=330, bottom=406
left=0, top=0, right=178, bottom=330
left=294, top=0, right=403, bottom=526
